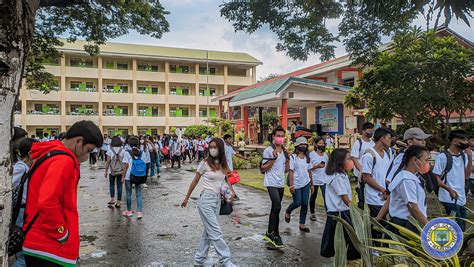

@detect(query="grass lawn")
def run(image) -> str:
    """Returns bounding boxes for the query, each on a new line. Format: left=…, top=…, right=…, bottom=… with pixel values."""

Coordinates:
left=237, top=169, right=474, bottom=220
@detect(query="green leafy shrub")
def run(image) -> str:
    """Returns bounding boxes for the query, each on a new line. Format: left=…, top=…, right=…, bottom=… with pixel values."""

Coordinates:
left=184, top=125, right=211, bottom=137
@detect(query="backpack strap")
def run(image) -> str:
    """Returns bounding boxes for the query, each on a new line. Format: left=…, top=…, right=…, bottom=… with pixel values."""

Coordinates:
left=441, top=150, right=453, bottom=182
left=365, top=148, right=377, bottom=173
left=358, top=138, right=363, bottom=156
left=12, top=150, right=75, bottom=234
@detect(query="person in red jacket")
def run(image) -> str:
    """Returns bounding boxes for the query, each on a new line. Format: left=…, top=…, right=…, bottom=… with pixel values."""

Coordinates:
left=22, top=120, right=103, bottom=267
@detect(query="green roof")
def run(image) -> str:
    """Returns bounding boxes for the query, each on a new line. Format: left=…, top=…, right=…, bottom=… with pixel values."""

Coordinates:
left=230, top=77, right=352, bottom=104
left=57, top=39, right=262, bottom=65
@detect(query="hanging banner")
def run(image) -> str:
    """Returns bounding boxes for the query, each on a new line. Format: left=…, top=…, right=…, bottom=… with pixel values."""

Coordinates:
left=319, top=107, right=338, bottom=133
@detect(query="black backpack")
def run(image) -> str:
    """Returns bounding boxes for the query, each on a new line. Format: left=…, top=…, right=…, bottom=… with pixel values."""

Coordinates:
left=259, top=144, right=289, bottom=174
left=8, top=150, right=75, bottom=256
left=426, top=150, right=466, bottom=196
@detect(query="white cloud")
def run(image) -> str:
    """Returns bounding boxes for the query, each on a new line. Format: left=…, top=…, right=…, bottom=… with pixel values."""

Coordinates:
left=112, top=2, right=473, bottom=81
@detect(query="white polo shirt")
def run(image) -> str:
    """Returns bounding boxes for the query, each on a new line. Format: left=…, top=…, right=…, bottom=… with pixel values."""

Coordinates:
left=325, top=173, right=352, bottom=212
left=388, top=170, right=427, bottom=220
left=309, top=151, right=328, bottom=185
left=224, top=143, right=236, bottom=171
left=361, top=148, right=391, bottom=206
left=262, top=146, right=286, bottom=188
left=289, top=155, right=312, bottom=189
left=433, top=152, right=467, bottom=206
left=351, top=139, right=375, bottom=177
left=386, top=152, right=404, bottom=182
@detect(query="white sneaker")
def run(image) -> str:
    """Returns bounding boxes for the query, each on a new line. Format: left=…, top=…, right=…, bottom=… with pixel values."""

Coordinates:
left=142, top=184, right=148, bottom=189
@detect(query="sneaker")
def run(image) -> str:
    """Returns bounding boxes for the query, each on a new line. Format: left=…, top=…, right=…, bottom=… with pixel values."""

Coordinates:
left=274, top=235, right=285, bottom=248
left=310, top=214, right=317, bottom=221
left=157, top=174, right=161, bottom=177
left=136, top=212, right=143, bottom=219
left=142, top=184, right=148, bottom=189
left=263, top=232, right=276, bottom=247
left=122, top=210, right=133, bottom=217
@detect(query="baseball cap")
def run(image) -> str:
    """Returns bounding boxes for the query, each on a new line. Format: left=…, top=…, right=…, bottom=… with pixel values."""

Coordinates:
left=295, top=137, right=308, bottom=146
left=403, top=127, right=432, bottom=141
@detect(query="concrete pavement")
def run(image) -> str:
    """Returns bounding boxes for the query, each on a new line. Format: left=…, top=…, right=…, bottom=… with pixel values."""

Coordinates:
left=76, top=161, right=331, bottom=266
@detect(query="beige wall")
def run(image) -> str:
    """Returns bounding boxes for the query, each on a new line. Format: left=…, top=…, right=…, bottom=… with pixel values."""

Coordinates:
left=17, top=51, right=256, bottom=136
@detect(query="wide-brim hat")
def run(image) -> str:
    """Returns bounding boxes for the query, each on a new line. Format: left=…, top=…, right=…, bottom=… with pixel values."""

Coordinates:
left=295, top=136, right=308, bottom=146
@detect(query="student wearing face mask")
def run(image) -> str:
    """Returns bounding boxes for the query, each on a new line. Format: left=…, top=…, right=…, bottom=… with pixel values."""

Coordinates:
left=22, top=120, right=103, bottom=267
left=387, top=145, right=430, bottom=234
left=308, top=137, right=329, bottom=221
left=260, top=126, right=290, bottom=249
left=433, top=130, right=472, bottom=231
left=181, top=138, right=235, bottom=267
left=285, top=137, right=314, bottom=232
left=320, top=148, right=360, bottom=260
left=12, top=138, right=35, bottom=267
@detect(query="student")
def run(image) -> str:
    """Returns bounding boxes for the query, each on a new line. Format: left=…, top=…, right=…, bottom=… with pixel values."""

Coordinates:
left=147, top=136, right=158, bottom=178
left=351, top=122, right=375, bottom=208
left=467, top=136, right=474, bottom=196
left=261, top=126, right=290, bottom=248
left=170, top=135, right=182, bottom=168
left=22, top=120, right=103, bottom=266
left=386, top=127, right=431, bottom=183
left=12, top=138, right=34, bottom=267
left=122, top=136, right=145, bottom=219
left=285, top=137, right=314, bottom=232
left=89, top=147, right=99, bottom=167
left=181, top=138, right=235, bottom=267
left=100, top=133, right=111, bottom=161
left=104, top=136, right=124, bottom=208
left=309, top=137, right=329, bottom=221
left=153, top=136, right=161, bottom=178
left=433, top=130, right=472, bottom=231
left=361, top=127, right=392, bottom=220
left=387, top=145, right=430, bottom=234
left=223, top=134, right=249, bottom=171
left=320, top=148, right=360, bottom=260
left=139, top=136, right=151, bottom=189
left=41, top=132, right=50, bottom=142
left=197, top=135, right=206, bottom=162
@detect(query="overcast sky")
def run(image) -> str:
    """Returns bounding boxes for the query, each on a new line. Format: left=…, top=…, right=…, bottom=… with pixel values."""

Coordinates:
left=112, top=0, right=474, bottom=80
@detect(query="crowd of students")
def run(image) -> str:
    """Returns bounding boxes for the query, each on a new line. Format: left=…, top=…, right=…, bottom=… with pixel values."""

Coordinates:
left=9, top=119, right=474, bottom=266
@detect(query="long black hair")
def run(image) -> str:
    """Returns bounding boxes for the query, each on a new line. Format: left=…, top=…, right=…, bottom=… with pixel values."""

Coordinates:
left=111, top=136, right=123, bottom=147
left=128, top=136, right=140, bottom=157
left=205, top=138, right=229, bottom=172
left=326, top=148, right=349, bottom=176
left=401, top=145, right=429, bottom=170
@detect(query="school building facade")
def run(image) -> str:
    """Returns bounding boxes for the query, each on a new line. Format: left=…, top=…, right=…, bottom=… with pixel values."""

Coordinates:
left=14, top=40, right=261, bottom=137
left=214, top=27, right=473, bottom=143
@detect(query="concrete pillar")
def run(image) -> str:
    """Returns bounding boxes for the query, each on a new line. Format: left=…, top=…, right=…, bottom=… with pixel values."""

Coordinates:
left=228, top=106, right=232, bottom=120
left=218, top=100, right=223, bottom=118
left=306, top=106, right=316, bottom=128
left=97, top=56, right=103, bottom=131
left=243, top=106, right=249, bottom=139
left=60, top=55, right=67, bottom=132
left=252, top=66, right=257, bottom=84
left=132, top=59, right=138, bottom=135
left=165, top=62, right=170, bottom=131
left=281, top=99, right=288, bottom=130
left=195, top=63, right=200, bottom=124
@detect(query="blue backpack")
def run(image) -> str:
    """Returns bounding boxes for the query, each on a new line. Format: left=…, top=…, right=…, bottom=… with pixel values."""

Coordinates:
left=129, top=150, right=147, bottom=184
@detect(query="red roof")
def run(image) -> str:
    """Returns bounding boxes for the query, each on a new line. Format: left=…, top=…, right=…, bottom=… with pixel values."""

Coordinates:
left=217, top=54, right=350, bottom=101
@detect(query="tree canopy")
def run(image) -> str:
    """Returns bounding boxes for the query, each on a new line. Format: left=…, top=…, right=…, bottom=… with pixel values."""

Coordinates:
left=27, top=0, right=170, bottom=92
left=344, top=28, right=474, bottom=136
left=220, top=0, right=473, bottom=64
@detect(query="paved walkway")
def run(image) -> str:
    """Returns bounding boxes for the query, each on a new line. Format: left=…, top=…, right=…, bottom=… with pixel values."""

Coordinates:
left=77, top=161, right=331, bottom=266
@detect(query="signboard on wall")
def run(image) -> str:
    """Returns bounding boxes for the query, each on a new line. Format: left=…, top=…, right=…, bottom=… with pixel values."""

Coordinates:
left=345, top=116, right=357, bottom=129
left=319, top=107, right=338, bottom=132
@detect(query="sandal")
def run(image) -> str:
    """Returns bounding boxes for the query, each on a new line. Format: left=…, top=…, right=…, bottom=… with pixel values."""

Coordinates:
left=107, top=201, right=115, bottom=206
left=115, top=203, right=121, bottom=208
left=310, top=214, right=317, bottom=221
left=284, top=213, right=291, bottom=223
left=299, top=226, right=310, bottom=233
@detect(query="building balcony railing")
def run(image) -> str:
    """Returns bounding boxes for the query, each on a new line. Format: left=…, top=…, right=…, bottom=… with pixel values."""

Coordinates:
left=28, top=110, right=60, bottom=115
left=102, top=87, right=130, bottom=94
left=137, top=88, right=164, bottom=95
left=103, top=109, right=130, bottom=116
left=67, top=110, right=98, bottom=116
left=69, top=87, right=97, bottom=92
left=138, top=110, right=164, bottom=117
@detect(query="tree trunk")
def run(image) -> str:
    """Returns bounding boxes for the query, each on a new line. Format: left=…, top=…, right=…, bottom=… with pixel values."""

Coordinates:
left=0, top=0, right=37, bottom=265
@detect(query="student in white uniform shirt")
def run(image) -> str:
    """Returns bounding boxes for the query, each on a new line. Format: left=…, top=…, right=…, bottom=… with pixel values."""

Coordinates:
left=351, top=122, right=375, bottom=208
left=284, top=137, right=314, bottom=233
left=361, top=127, right=393, bottom=240
left=433, top=130, right=472, bottom=231
left=104, top=136, right=124, bottom=208
left=122, top=137, right=146, bottom=219
left=181, top=138, right=235, bottom=267
left=467, top=136, right=474, bottom=196
left=387, top=145, right=430, bottom=234
left=261, top=126, right=290, bottom=249
left=320, top=148, right=360, bottom=260
left=308, top=137, right=329, bottom=221
left=386, top=127, right=431, bottom=183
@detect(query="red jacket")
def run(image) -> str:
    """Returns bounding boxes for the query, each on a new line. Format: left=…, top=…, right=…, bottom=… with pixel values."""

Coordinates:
left=22, top=141, right=80, bottom=266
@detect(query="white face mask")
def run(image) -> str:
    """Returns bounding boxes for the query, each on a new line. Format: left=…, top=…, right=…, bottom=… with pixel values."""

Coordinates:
left=209, top=148, right=219, bottom=157
left=140, top=140, right=144, bottom=144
